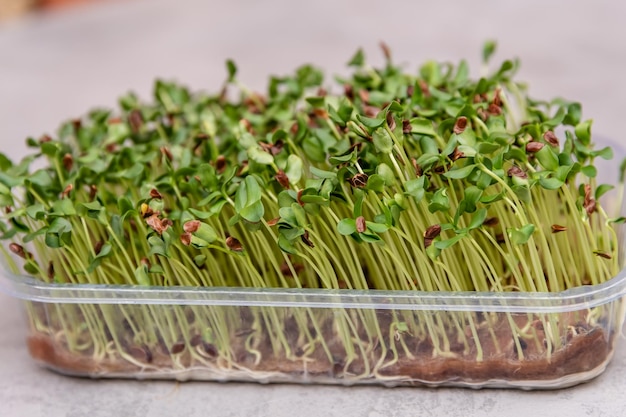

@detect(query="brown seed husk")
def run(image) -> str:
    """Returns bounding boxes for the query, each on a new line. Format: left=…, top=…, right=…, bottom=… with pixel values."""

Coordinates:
left=226, top=236, right=243, bottom=252
left=62, top=153, right=73, bottom=171
left=275, top=170, right=290, bottom=189
left=484, top=218, right=500, bottom=227
left=507, top=166, right=528, bottom=179
left=9, top=243, right=26, bottom=259
left=160, top=146, right=173, bottom=161
left=349, top=173, right=369, bottom=188
left=184, top=220, right=201, bottom=234
left=402, top=120, right=411, bottom=134
left=386, top=112, right=396, bottom=131
left=61, top=184, right=73, bottom=199
left=423, top=224, right=442, bottom=248
left=150, top=188, right=163, bottom=199
left=543, top=131, right=559, bottom=147
left=301, top=231, right=314, bottom=248
left=526, top=141, right=544, bottom=153
left=215, top=155, right=227, bottom=174
left=146, top=215, right=172, bottom=235
left=356, top=216, right=367, bottom=233
left=180, top=232, right=192, bottom=246
left=453, top=116, right=468, bottom=134
left=128, top=109, right=144, bottom=133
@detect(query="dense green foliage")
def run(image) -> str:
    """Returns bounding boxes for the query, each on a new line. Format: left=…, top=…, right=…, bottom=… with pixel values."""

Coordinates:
left=0, top=44, right=621, bottom=293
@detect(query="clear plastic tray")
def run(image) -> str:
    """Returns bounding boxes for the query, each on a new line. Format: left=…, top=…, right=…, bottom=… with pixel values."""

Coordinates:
left=1, top=264, right=626, bottom=389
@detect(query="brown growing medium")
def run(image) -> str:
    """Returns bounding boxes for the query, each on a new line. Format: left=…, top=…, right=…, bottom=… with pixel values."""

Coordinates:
left=25, top=309, right=614, bottom=386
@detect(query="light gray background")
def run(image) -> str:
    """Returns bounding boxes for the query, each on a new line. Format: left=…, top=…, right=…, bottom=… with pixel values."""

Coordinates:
left=1, top=0, right=626, bottom=416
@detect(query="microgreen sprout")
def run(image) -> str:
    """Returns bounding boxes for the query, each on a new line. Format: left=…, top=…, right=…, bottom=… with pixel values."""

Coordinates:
left=2, top=42, right=623, bottom=386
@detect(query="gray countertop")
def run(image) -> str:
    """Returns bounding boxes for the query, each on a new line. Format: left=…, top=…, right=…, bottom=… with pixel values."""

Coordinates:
left=1, top=1, right=626, bottom=415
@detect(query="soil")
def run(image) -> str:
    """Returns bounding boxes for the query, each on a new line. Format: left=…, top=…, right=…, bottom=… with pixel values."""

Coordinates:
left=26, top=322, right=614, bottom=388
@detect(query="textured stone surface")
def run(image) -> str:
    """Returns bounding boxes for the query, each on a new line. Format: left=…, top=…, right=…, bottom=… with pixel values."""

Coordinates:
left=1, top=0, right=626, bottom=415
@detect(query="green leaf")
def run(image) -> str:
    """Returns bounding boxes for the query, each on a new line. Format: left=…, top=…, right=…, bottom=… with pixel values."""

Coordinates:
left=240, top=200, right=264, bottom=223
left=24, top=261, right=39, bottom=274
left=366, top=174, right=385, bottom=192
left=554, top=164, right=574, bottom=182
left=278, top=234, right=299, bottom=255
left=291, top=203, right=307, bottom=227
left=360, top=232, right=382, bottom=243
left=591, top=146, right=613, bottom=160
left=328, top=102, right=354, bottom=126
left=238, top=132, right=257, bottom=149
left=409, top=118, right=437, bottom=136
left=134, top=265, right=151, bottom=286
left=0, top=172, right=22, bottom=188
left=476, top=171, right=493, bottom=190
left=247, top=146, right=274, bottom=165
left=309, top=166, right=337, bottom=179
left=415, top=154, right=440, bottom=170
left=442, top=136, right=458, bottom=157
left=405, top=177, right=426, bottom=203
left=356, top=114, right=385, bottom=129
left=337, top=218, right=357, bottom=236
left=429, top=188, right=450, bottom=213
left=51, top=198, right=76, bottom=216
left=45, top=233, right=61, bottom=248
left=119, top=163, right=144, bottom=179
left=434, top=234, right=465, bottom=250
left=453, top=60, right=469, bottom=86
left=25, top=204, right=46, bottom=220
left=366, top=222, right=389, bottom=233
left=444, top=164, right=476, bottom=179
left=245, top=176, right=262, bottom=203
left=535, top=145, right=560, bottom=171
left=508, top=224, right=536, bottom=245
left=512, top=185, right=531, bottom=203
left=539, top=177, right=564, bottom=190
left=280, top=225, right=305, bottom=241
left=117, top=197, right=135, bottom=216
left=41, top=142, right=62, bottom=158
left=478, top=142, right=500, bottom=154
left=348, top=49, right=365, bottom=67
left=468, top=208, right=488, bottom=230
left=596, top=184, right=615, bottom=199
left=148, top=235, right=168, bottom=257
left=563, top=102, right=582, bottom=126
left=187, top=208, right=212, bottom=219
left=27, top=170, right=52, bottom=188
left=372, top=128, right=393, bottom=154
left=226, top=59, right=237, bottom=81
left=299, top=194, right=328, bottom=205
left=574, top=120, right=592, bottom=145
left=581, top=165, right=597, bottom=178
left=0, top=153, right=12, bottom=171
left=305, top=96, right=325, bottom=108
left=482, top=40, right=497, bottom=63
left=48, top=217, right=72, bottom=234
left=376, top=163, right=395, bottom=186
left=457, top=145, right=477, bottom=157
left=463, top=186, right=483, bottom=212
left=329, top=150, right=356, bottom=165
left=196, top=223, right=218, bottom=243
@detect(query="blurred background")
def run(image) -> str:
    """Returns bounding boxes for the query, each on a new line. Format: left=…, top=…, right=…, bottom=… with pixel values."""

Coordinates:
left=0, top=0, right=90, bottom=20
